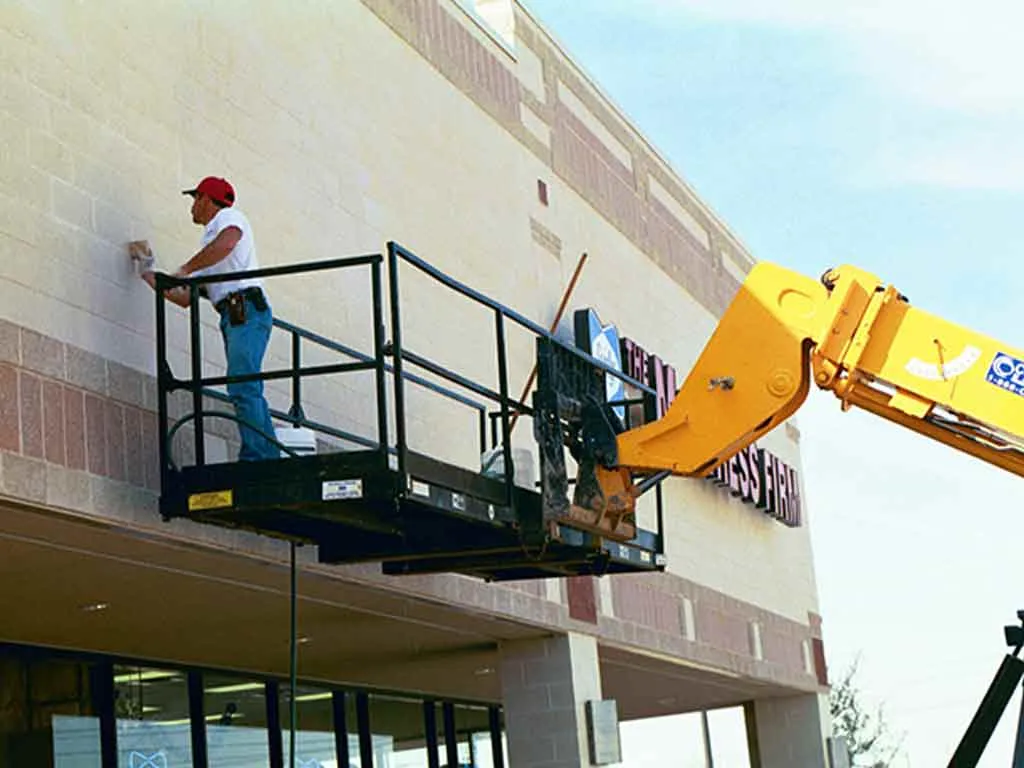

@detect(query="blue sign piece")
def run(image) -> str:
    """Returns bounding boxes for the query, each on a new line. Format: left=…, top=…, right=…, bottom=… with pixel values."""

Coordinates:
left=573, top=308, right=625, bottom=422
left=986, top=352, right=1024, bottom=398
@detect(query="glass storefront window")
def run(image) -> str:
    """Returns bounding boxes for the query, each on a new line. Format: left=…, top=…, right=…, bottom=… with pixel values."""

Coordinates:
left=204, top=673, right=271, bottom=767
left=424, top=702, right=503, bottom=768
left=467, top=725, right=507, bottom=768
left=451, top=703, right=492, bottom=768
left=280, top=683, right=338, bottom=768
left=367, top=693, right=432, bottom=768
left=0, top=651, right=103, bottom=768
left=1, top=646, right=507, bottom=768
left=113, top=665, right=193, bottom=768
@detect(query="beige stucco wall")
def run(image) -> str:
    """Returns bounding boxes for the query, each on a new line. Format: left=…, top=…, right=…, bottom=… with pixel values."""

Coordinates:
left=0, top=0, right=822, bottom=678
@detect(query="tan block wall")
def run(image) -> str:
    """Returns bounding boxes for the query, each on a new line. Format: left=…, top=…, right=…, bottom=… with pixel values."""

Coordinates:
left=656, top=431, right=819, bottom=625
left=0, top=0, right=822, bottom=667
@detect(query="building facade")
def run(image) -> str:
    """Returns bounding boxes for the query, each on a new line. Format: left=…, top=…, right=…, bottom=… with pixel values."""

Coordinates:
left=0, top=1, right=832, bottom=766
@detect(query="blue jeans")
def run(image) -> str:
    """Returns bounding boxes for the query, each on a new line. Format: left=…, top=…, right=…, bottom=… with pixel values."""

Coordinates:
left=219, top=297, right=278, bottom=461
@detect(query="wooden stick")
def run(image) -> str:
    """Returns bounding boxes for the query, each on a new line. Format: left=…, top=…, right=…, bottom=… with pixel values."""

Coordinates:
left=508, top=251, right=589, bottom=435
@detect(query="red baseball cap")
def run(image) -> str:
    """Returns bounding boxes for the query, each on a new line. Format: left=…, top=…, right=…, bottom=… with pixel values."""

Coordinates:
left=182, top=176, right=235, bottom=207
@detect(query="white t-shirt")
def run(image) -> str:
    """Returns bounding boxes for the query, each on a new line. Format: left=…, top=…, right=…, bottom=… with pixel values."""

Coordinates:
left=192, top=207, right=264, bottom=305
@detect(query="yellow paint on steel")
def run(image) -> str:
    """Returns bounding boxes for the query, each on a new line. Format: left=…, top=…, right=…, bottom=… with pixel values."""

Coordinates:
left=614, top=262, right=1024, bottom=479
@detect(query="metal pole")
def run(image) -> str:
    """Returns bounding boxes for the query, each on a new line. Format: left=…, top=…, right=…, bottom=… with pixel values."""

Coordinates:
left=387, top=243, right=408, bottom=478
left=424, top=701, right=440, bottom=768
left=266, top=680, right=284, bottom=768
left=332, top=691, right=350, bottom=768
left=289, top=331, right=303, bottom=425
left=655, top=481, right=666, bottom=560
left=188, top=284, right=205, bottom=466
left=478, top=409, right=487, bottom=456
left=93, top=661, right=118, bottom=768
left=488, top=706, right=505, bottom=768
left=635, top=470, right=672, bottom=496
left=701, top=711, right=715, bottom=768
left=443, top=701, right=459, bottom=768
left=356, top=692, right=373, bottom=768
left=1012, top=681, right=1024, bottom=768
left=187, top=671, right=209, bottom=768
left=494, top=312, right=514, bottom=507
left=289, top=542, right=298, bottom=768
left=154, top=278, right=170, bottom=492
left=948, top=654, right=1024, bottom=767
left=371, top=259, right=389, bottom=462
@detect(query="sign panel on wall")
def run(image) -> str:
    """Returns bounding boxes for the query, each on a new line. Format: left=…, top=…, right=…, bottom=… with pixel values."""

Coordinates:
left=573, top=308, right=626, bottom=422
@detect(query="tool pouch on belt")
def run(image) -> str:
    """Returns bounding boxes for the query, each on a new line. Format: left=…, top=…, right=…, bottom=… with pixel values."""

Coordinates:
left=226, top=293, right=247, bottom=326
left=249, top=288, right=268, bottom=312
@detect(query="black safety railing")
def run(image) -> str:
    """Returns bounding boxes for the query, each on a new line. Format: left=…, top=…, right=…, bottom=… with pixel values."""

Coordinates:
left=153, top=253, right=489, bottom=491
left=156, top=241, right=669, bottom=553
left=485, top=394, right=650, bottom=447
left=387, top=241, right=669, bottom=526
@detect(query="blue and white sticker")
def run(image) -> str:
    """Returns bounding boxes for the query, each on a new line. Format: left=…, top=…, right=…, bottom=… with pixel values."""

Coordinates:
left=986, top=352, right=1024, bottom=397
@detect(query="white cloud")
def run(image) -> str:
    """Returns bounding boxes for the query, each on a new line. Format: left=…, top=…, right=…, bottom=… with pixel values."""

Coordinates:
left=857, top=130, right=1024, bottom=190
left=634, top=0, right=1024, bottom=112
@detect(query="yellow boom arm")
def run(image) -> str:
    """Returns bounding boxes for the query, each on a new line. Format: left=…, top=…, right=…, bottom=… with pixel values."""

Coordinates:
left=568, top=263, right=1024, bottom=539
left=618, top=263, right=1024, bottom=478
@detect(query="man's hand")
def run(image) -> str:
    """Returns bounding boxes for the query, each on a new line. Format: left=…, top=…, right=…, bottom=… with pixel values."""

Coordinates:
left=128, top=240, right=156, bottom=275
left=128, top=240, right=189, bottom=308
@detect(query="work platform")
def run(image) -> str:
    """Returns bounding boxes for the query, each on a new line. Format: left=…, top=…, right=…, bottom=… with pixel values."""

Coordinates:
left=155, top=242, right=667, bottom=581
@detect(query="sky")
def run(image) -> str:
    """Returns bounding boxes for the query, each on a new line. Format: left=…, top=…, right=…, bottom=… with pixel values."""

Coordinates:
left=522, top=1, right=1024, bottom=766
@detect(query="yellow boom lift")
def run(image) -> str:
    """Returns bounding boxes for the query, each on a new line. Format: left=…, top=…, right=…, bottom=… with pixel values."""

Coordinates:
left=544, top=262, right=1022, bottom=768
left=564, top=263, right=1024, bottom=536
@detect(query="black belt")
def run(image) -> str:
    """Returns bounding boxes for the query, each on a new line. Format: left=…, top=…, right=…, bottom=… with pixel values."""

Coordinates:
left=214, top=287, right=265, bottom=314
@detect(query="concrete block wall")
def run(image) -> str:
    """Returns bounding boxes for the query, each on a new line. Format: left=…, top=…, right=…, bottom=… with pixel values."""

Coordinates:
left=0, top=317, right=159, bottom=507
left=657, top=428, right=819, bottom=625
left=0, top=0, right=826, bottom=685
left=747, top=692, right=832, bottom=768
left=500, top=633, right=603, bottom=768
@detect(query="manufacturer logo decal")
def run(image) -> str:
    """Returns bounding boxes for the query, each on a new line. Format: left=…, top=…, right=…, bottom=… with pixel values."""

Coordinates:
left=986, top=352, right=1024, bottom=397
